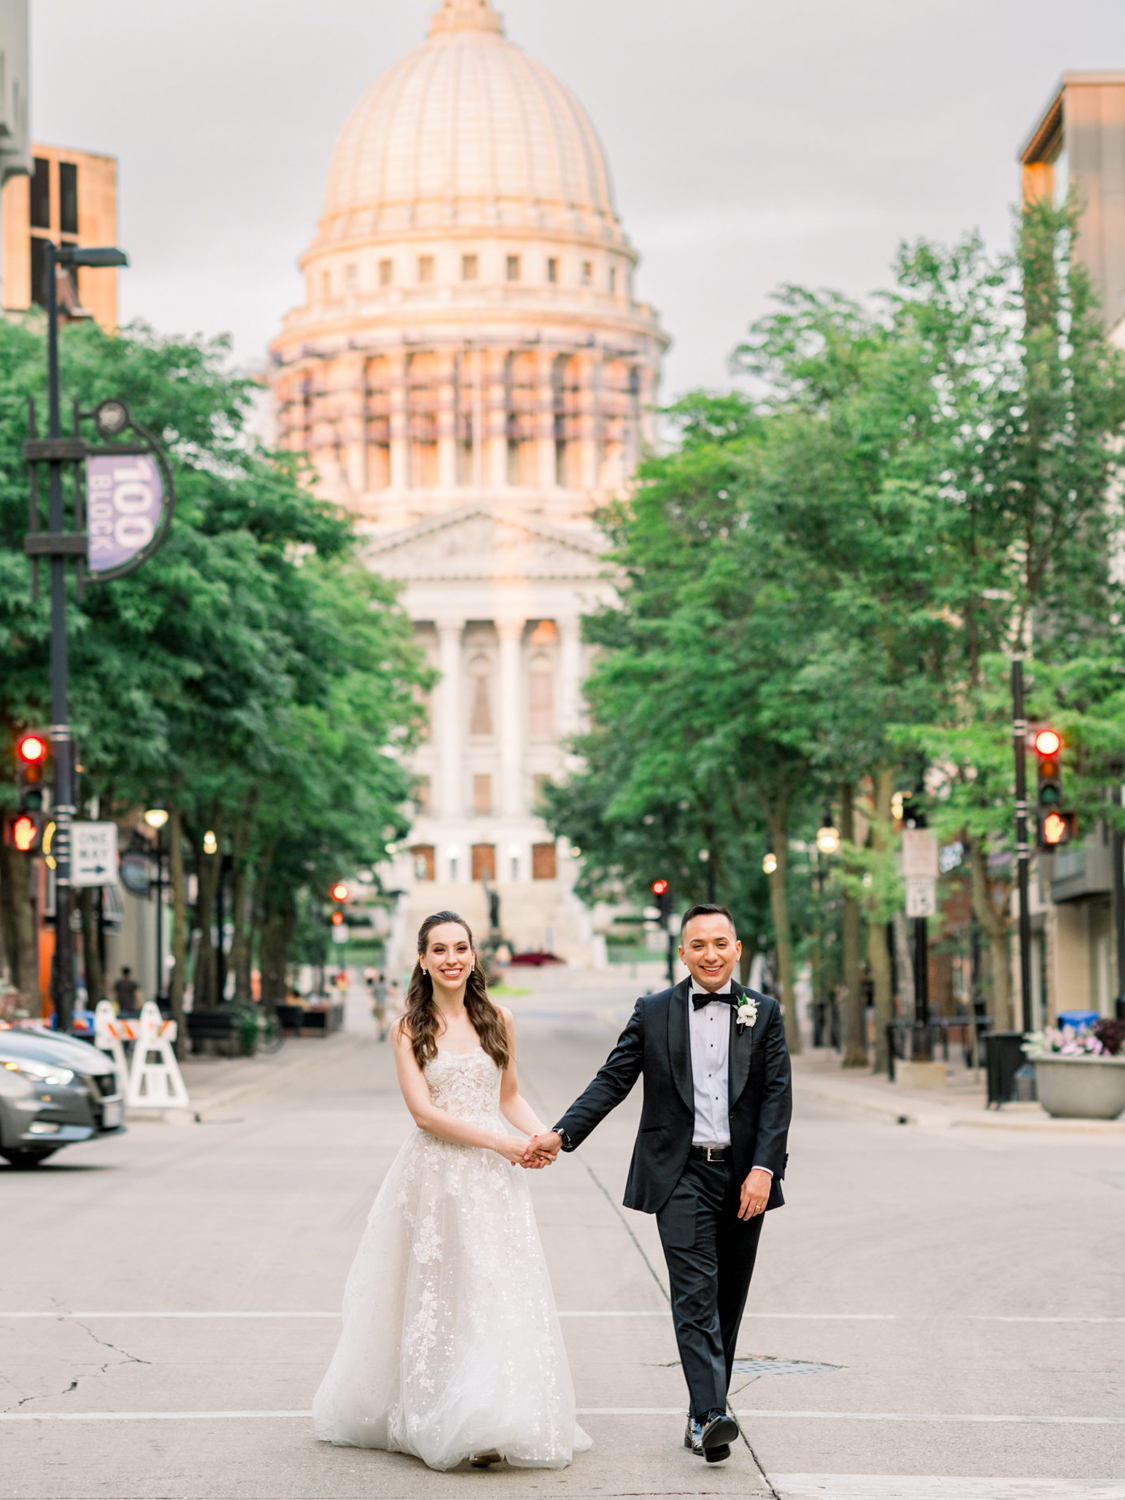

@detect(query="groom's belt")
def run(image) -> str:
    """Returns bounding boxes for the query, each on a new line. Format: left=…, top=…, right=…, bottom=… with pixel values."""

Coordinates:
left=689, top=1144, right=731, bottom=1164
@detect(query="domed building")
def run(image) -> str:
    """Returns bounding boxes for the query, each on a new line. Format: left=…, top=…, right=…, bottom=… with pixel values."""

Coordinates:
left=270, top=0, right=668, bottom=962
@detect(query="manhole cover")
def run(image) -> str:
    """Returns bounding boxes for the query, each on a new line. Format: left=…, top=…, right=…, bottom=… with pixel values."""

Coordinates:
left=731, top=1356, right=839, bottom=1377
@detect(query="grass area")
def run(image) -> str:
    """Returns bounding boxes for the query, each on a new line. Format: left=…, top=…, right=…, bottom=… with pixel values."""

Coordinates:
left=491, top=984, right=533, bottom=997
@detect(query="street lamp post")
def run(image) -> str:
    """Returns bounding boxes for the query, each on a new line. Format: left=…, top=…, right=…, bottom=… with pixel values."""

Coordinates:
left=144, top=808, right=169, bottom=1002
left=39, top=242, right=128, bottom=1032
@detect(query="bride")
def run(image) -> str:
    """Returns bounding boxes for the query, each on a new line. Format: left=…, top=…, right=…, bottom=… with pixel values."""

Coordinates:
left=312, top=910, right=591, bottom=1471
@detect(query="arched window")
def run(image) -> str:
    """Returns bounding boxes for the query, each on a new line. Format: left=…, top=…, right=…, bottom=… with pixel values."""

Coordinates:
left=527, top=651, right=555, bottom=741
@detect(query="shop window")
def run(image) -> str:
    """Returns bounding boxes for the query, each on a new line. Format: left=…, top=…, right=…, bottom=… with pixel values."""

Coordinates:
left=532, top=842, right=557, bottom=881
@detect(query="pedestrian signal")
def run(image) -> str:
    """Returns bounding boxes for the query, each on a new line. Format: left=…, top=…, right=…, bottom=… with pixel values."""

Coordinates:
left=1039, top=810, right=1076, bottom=849
left=5, top=814, right=41, bottom=853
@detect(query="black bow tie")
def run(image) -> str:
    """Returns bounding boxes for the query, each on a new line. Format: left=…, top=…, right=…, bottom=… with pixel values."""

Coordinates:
left=691, top=990, right=736, bottom=1011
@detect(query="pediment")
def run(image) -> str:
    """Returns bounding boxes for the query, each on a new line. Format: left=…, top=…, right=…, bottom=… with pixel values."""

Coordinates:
left=361, top=505, right=605, bottom=582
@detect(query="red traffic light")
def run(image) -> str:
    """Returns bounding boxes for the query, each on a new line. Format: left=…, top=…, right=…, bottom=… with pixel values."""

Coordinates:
left=651, top=878, right=669, bottom=896
left=10, top=815, right=38, bottom=853
left=331, top=881, right=349, bottom=902
left=1033, top=728, right=1062, bottom=757
left=1042, top=811, right=1069, bottom=846
left=17, top=733, right=47, bottom=765
left=330, top=910, right=345, bottom=926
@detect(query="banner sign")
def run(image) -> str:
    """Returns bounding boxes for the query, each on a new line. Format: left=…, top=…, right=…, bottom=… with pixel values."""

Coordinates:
left=86, top=451, right=168, bottom=578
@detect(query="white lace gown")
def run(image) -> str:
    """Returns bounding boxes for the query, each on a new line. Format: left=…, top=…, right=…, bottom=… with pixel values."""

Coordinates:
left=312, top=1046, right=592, bottom=1470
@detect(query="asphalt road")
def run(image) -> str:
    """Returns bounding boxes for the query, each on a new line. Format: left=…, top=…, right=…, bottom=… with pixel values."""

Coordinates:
left=3, top=970, right=1124, bottom=1500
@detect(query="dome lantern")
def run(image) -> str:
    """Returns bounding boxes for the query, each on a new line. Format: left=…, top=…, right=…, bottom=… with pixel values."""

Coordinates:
left=429, top=0, right=504, bottom=36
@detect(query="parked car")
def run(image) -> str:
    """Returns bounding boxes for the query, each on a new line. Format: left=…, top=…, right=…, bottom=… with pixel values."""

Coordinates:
left=0, top=1023, right=125, bottom=1168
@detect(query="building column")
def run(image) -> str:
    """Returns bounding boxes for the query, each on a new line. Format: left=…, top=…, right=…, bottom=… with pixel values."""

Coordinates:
left=579, top=353, right=599, bottom=492
left=536, top=349, right=557, bottom=488
left=438, top=620, right=463, bottom=821
left=489, top=349, right=509, bottom=489
left=558, top=615, right=584, bottom=740
left=389, top=349, right=409, bottom=491
left=497, top=620, right=524, bottom=817
left=437, top=349, right=457, bottom=491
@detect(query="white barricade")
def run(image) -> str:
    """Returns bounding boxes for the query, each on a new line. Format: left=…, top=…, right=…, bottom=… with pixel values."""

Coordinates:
left=125, top=1000, right=190, bottom=1111
left=93, top=999, right=132, bottom=1096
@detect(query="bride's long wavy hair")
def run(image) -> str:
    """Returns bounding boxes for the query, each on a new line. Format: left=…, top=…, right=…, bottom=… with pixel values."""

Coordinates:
left=401, top=911, right=510, bottom=1072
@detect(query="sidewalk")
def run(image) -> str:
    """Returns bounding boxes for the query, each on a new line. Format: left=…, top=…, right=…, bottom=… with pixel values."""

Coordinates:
left=793, top=1047, right=1125, bottom=1136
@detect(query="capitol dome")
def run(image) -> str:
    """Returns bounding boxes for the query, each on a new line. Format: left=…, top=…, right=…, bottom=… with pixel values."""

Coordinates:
left=317, top=0, right=623, bottom=247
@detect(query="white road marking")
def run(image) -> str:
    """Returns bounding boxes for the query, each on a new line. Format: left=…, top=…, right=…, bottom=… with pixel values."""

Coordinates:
left=967, top=1315, right=1125, bottom=1325
left=0, top=1308, right=894, bottom=1321
left=4, top=1407, right=1122, bottom=1426
left=773, top=1479, right=1125, bottom=1500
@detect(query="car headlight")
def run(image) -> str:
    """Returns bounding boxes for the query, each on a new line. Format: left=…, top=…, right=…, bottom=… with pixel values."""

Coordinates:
left=1, top=1057, right=76, bottom=1087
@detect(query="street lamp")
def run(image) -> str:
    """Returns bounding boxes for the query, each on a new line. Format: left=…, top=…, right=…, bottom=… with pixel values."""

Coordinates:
left=816, top=814, right=841, bottom=857
left=39, top=241, right=128, bottom=1032
left=762, top=851, right=778, bottom=876
left=143, top=808, right=168, bottom=1001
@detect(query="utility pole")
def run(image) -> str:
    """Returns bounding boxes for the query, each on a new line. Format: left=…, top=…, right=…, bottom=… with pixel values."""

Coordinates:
left=1011, top=655, right=1034, bottom=1034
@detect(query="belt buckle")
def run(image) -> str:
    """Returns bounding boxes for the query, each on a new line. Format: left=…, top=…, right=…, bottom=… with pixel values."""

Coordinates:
left=705, top=1145, right=723, bottom=1163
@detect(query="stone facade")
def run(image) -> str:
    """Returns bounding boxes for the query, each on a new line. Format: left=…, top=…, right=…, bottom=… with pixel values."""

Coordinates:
left=270, top=0, right=668, bottom=961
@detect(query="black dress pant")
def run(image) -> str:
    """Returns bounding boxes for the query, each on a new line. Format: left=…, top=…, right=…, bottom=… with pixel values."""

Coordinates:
left=655, top=1155, right=764, bottom=1420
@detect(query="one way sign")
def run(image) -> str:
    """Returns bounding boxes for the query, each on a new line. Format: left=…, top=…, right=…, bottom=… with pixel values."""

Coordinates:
left=71, top=822, right=119, bottom=888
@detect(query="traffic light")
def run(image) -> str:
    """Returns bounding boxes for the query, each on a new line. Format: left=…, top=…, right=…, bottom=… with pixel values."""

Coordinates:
left=1032, top=726, right=1075, bottom=849
left=330, top=881, right=349, bottom=931
left=16, top=732, right=49, bottom=815
left=4, top=814, right=41, bottom=853
left=330, top=910, right=345, bottom=927
left=331, top=881, right=349, bottom=902
left=651, top=878, right=674, bottom=926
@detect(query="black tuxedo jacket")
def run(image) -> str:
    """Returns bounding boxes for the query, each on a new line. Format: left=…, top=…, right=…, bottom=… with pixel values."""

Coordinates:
left=554, top=978, right=792, bottom=1216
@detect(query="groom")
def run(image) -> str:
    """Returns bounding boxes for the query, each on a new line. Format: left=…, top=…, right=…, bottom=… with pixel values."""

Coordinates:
left=526, top=904, right=792, bottom=1464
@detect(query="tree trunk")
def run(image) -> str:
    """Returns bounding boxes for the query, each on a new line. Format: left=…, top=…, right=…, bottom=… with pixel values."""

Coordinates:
left=0, top=842, right=38, bottom=1012
left=892, top=911, right=915, bottom=1019
left=259, top=899, right=293, bottom=1006
left=764, top=793, right=801, bottom=1054
left=840, top=782, right=867, bottom=1068
left=190, top=811, right=223, bottom=1009
left=228, top=807, right=256, bottom=1002
left=867, top=768, right=896, bottom=1073
left=78, top=886, right=104, bottom=1007
left=168, top=805, right=189, bottom=1048
left=968, top=836, right=1012, bottom=1031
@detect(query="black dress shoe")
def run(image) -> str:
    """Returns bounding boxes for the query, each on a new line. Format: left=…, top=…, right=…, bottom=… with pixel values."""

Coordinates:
left=683, top=1415, right=704, bottom=1456
left=699, top=1409, right=739, bottom=1463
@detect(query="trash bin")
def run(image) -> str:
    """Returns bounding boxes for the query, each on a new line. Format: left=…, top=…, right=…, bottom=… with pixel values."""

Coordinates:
left=983, top=1030, right=1027, bottom=1107
left=1057, top=1009, right=1099, bottom=1031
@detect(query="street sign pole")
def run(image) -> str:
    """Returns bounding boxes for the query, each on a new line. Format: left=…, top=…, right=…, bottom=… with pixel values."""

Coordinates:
left=44, top=241, right=77, bottom=1033
left=1011, top=655, right=1034, bottom=1035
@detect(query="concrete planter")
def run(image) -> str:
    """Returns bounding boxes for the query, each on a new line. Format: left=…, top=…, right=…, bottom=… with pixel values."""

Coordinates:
left=1030, top=1054, right=1125, bottom=1120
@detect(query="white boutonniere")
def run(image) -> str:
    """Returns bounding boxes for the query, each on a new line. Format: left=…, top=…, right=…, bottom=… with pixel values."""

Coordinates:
left=735, top=998, right=758, bottom=1030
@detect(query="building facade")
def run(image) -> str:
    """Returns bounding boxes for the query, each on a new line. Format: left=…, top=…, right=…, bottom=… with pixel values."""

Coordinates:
left=271, top=0, right=668, bottom=960
left=1, top=142, right=119, bottom=330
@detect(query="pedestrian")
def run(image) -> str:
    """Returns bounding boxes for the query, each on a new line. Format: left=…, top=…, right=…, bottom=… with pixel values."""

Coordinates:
left=312, top=911, right=589, bottom=1471
left=371, top=971, right=389, bottom=1041
left=525, top=904, right=792, bottom=1465
left=113, top=966, right=141, bottom=1014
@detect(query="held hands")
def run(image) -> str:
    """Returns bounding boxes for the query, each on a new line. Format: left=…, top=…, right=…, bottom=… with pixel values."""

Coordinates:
left=491, top=1132, right=556, bottom=1168
left=737, top=1167, right=771, bottom=1220
left=521, top=1130, right=562, bottom=1169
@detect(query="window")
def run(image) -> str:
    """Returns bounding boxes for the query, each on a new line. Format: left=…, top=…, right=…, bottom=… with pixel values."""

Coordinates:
left=547, top=257, right=558, bottom=284
left=473, top=774, right=493, bottom=817
left=418, top=255, right=435, bottom=284
left=344, top=262, right=358, bottom=291
left=30, top=157, right=50, bottom=230
left=59, top=161, right=78, bottom=235
left=532, top=773, right=551, bottom=812
left=509, top=847, right=521, bottom=881
left=469, top=656, right=493, bottom=736
left=532, top=842, right=558, bottom=881
left=506, top=255, right=521, bottom=282
left=378, top=258, right=393, bottom=287
left=581, top=260, right=593, bottom=287
left=609, top=264, right=617, bottom=294
left=30, top=236, right=48, bottom=309
left=412, top=844, right=436, bottom=882
left=414, top=776, right=432, bottom=816
left=461, top=253, right=478, bottom=281
left=472, top=844, right=497, bottom=882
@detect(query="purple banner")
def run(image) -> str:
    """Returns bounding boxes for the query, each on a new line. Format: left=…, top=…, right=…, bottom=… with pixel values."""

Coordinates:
left=86, top=452, right=166, bottom=577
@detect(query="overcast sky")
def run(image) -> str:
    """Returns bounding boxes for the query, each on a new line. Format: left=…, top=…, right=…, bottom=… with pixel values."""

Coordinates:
left=28, top=0, right=1125, bottom=400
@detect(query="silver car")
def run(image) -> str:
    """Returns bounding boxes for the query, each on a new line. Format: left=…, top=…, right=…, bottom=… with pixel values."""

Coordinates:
left=0, top=1024, right=125, bottom=1168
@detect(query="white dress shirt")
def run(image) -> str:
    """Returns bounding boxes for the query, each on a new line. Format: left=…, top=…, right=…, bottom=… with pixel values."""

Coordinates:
left=688, top=980, right=772, bottom=1177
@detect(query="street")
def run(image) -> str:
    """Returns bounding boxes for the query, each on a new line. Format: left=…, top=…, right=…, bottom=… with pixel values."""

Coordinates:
left=3, top=971, right=1124, bottom=1500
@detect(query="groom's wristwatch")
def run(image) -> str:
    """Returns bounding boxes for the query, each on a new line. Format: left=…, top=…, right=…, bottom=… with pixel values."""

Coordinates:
left=551, top=1125, right=574, bottom=1152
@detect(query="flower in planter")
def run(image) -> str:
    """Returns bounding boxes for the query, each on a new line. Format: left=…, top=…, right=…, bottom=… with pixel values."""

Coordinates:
left=1022, top=1025, right=1108, bottom=1058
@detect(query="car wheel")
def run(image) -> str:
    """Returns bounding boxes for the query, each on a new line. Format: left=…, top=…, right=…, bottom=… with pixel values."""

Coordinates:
left=1, top=1148, right=60, bottom=1169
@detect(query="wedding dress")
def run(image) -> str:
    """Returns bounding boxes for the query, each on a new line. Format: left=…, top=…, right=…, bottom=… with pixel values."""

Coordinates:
left=312, top=1046, right=592, bottom=1470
